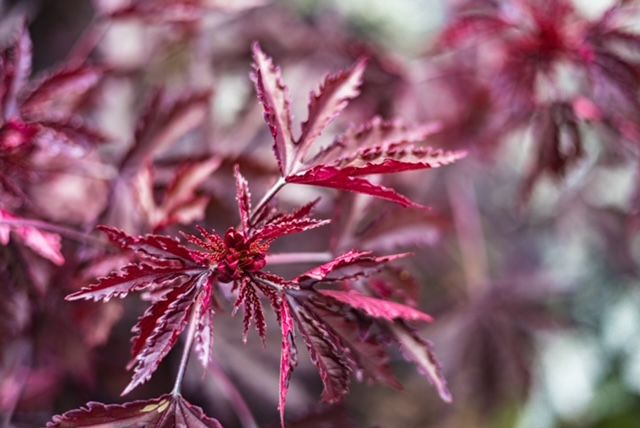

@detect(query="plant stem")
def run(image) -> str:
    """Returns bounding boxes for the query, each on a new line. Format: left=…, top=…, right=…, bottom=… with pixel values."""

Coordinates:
left=250, top=177, right=286, bottom=222
left=172, top=304, right=200, bottom=396
left=266, top=251, right=333, bottom=265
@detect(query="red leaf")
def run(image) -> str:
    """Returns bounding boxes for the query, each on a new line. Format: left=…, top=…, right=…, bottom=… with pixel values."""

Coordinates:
left=286, top=169, right=424, bottom=208
left=123, top=275, right=202, bottom=395
left=20, top=66, right=103, bottom=119
left=234, top=165, right=252, bottom=235
left=47, top=394, right=223, bottom=427
left=391, top=324, right=452, bottom=403
left=251, top=43, right=295, bottom=175
left=278, top=299, right=297, bottom=428
left=296, top=58, right=367, bottom=166
left=296, top=250, right=409, bottom=283
left=65, top=263, right=192, bottom=302
left=319, top=290, right=433, bottom=323
left=1, top=22, right=31, bottom=120
left=98, top=225, right=196, bottom=266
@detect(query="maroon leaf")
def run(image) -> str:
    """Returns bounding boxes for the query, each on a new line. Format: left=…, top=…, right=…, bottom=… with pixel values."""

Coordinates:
left=306, top=293, right=400, bottom=389
left=128, top=280, right=198, bottom=363
left=98, top=225, right=197, bottom=266
left=278, top=299, right=297, bottom=428
left=194, top=278, right=216, bottom=368
left=234, top=165, right=252, bottom=235
left=251, top=48, right=464, bottom=207
left=327, top=144, right=466, bottom=177
left=292, top=302, right=352, bottom=403
left=356, top=207, right=447, bottom=252
left=234, top=278, right=267, bottom=343
left=391, top=324, right=452, bottom=403
left=123, top=275, right=202, bottom=395
left=164, top=158, right=220, bottom=210
left=35, top=118, right=108, bottom=148
left=310, top=116, right=442, bottom=165
left=251, top=43, right=295, bottom=175
left=296, top=250, right=409, bottom=283
left=256, top=216, right=330, bottom=243
left=136, top=157, right=220, bottom=230
left=65, top=263, right=192, bottom=302
left=20, top=66, right=103, bottom=119
left=286, top=169, right=425, bottom=208
left=121, top=90, right=211, bottom=174
left=47, top=394, right=223, bottom=427
left=296, top=58, right=367, bottom=165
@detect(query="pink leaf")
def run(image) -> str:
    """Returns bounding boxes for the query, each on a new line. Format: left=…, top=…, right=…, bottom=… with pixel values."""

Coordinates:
left=15, top=224, right=65, bottom=266
left=296, top=250, right=409, bottom=283
left=296, top=58, right=367, bottom=166
left=319, top=290, right=433, bottom=323
left=0, top=210, right=64, bottom=265
left=47, top=394, right=223, bottom=427
left=251, top=43, right=295, bottom=175
left=278, top=299, right=297, bottom=428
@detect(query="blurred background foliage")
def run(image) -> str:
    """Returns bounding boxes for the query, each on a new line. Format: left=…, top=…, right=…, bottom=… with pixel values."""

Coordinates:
left=2, top=0, right=640, bottom=427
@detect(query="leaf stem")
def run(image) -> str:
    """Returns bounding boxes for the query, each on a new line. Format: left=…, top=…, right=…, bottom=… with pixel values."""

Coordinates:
left=266, top=252, right=333, bottom=265
left=172, top=303, right=200, bottom=396
left=250, top=176, right=286, bottom=222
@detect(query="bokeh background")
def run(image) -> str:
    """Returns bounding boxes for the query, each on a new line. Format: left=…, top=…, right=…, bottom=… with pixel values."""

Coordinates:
left=2, top=0, right=640, bottom=427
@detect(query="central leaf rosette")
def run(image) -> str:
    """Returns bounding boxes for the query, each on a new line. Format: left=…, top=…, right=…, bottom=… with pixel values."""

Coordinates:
left=214, top=228, right=268, bottom=282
